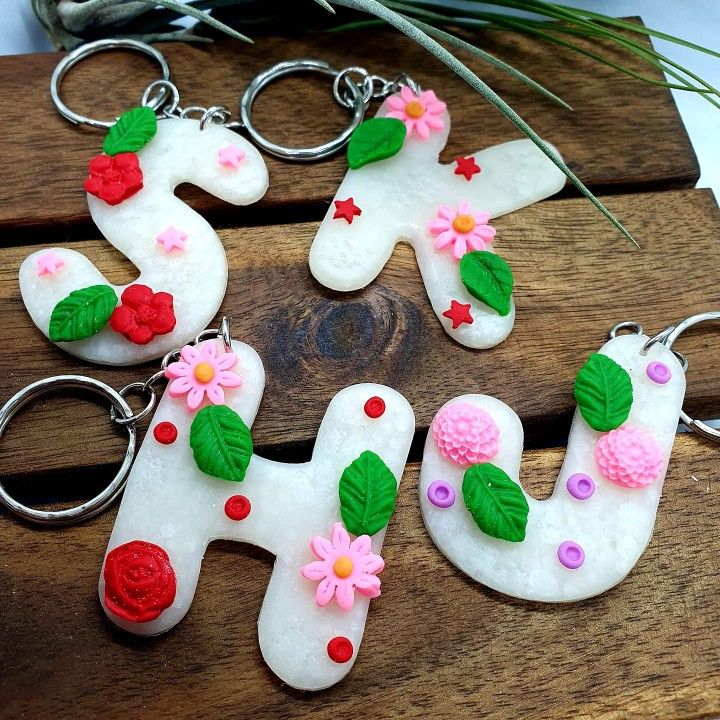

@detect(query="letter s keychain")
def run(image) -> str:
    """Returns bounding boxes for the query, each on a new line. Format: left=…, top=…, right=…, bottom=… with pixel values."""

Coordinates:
left=419, top=312, right=720, bottom=601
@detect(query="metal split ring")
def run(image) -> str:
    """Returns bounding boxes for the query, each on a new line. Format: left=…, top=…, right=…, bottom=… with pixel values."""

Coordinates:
left=0, top=376, right=136, bottom=525
left=239, top=59, right=366, bottom=161
left=51, top=38, right=171, bottom=129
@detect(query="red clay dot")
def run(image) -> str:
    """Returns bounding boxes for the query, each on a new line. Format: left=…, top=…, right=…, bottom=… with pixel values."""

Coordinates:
left=364, top=396, right=386, bottom=418
left=327, top=636, right=354, bottom=663
left=224, top=495, right=251, bottom=521
left=153, top=421, right=177, bottom=445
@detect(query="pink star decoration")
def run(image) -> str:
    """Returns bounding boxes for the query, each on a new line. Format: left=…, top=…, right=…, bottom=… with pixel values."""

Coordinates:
left=156, top=226, right=188, bottom=253
left=36, top=251, right=65, bottom=277
left=217, top=145, right=245, bottom=170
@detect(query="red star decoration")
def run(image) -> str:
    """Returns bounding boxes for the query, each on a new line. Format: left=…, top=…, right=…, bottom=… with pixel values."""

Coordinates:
left=454, top=156, right=481, bottom=181
left=333, top=197, right=362, bottom=224
left=443, top=300, right=474, bottom=329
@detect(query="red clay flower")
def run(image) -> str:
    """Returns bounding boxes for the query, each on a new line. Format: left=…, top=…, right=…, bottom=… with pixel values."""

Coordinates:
left=103, top=540, right=177, bottom=623
left=109, top=284, right=176, bottom=345
left=84, top=152, right=143, bottom=205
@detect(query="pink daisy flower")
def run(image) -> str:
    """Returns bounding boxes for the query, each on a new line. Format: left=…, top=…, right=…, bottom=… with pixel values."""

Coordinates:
left=301, top=522, right=384, bottom=611
left=385, top=86, right=446, bottom=140
left=428, top=201, right=497, bottom=261
left=164, top=342, right=242, bottom=410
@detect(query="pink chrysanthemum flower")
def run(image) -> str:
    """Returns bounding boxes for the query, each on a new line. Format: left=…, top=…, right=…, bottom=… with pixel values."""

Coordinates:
left=432, top=402, right=500, bottom=466
left=385, top=86, right=446, bottom=140
left=594, top=426, right=664, bottom=488
left=164, top=342, right=242, bottom=410
left=429, top=201, right=497, bottom=261
left=301, top=522, right=384, bottom=611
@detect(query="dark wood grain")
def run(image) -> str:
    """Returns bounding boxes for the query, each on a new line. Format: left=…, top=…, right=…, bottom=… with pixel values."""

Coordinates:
left=1, top=188, right=719, bottom=480
left=1, top=435, right=718, bottom=720
left=0, top=23, right=698, bottom=233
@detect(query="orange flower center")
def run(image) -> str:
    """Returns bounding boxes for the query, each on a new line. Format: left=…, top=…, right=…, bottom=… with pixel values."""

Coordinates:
left=194, top=362, right=215, bottom=383
left=405, top=100, right=425, bottom=119
left=333, top=556, right=353, bottom=578
left=452, top=214, right=476, bottom=234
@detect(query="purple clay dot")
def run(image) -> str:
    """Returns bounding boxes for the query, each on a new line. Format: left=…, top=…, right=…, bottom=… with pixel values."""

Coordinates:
left=646, top=361, right=671, bottom=385
left=566, top=473, right=595, bottom=500
left=427, top=480, right=456, bottom=508
left=558, top=541, right=585, bottom=570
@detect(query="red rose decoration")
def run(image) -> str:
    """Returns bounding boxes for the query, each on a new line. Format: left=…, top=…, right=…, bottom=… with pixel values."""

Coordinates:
left=103, top=540, right=177, bottom=623
left=84, top=152, right=144, bottom=206
left=109, top=284, right=176, bottom=345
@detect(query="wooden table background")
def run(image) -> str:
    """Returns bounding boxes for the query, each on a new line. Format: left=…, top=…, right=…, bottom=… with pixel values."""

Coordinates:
left=1, top=21, right=719, bottom=720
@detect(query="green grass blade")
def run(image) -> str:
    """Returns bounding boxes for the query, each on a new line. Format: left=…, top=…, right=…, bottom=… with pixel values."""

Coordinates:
left=330, top=0, right=638, bottom=245
left=134, top=0, right=254, bottom=42
left=404, top=15, right=572, bottom=108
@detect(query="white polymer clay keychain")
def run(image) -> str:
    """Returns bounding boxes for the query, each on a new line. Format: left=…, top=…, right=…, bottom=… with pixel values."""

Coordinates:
left=419, top=312, right=720, bottom=601
left=308, top=72, right=567, bottom=349
left=21, top=39, right=269, bottom=365
left=97, top=318, right=415, bottom=690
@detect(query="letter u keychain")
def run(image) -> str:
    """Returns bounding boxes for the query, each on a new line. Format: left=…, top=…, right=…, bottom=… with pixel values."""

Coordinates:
left=418, top=312, right=720, bottom=601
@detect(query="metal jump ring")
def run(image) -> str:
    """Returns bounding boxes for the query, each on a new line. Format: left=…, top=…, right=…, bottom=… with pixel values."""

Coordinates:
left=194, top=316, right=233, bottom=353
left=650, top=311, right=720, bottom=442
left=0, top=376, right=136, bottom=525
left=142, top=79, right=180, bottom=117
left=239, top=59, right=366, bottom=161
left=110, top=382, right=157, bottom=426
left=608, top=321, right=644, bottom=339
left=51, top=38, right=171, bottom=129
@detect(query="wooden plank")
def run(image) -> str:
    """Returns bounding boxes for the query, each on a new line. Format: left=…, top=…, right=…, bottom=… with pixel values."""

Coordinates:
left=1, top=433, right=717, bottom=719
left=1, top=188, right=719, bottom=481
left=0, top=22, right=698, bottom=233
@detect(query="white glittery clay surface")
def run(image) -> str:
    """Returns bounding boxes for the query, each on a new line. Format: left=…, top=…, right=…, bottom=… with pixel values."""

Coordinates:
left=100, top=338, right=415, bottom=690
left=19, top=119, right=268, bottom=365
left=420, top=334, right=686, bottom=601
left=308, top=94, right=566, bottom=349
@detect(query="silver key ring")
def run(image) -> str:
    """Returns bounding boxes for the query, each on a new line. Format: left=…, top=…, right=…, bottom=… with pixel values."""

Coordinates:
left=50, top=38, right=171, bottom=129
left=239, top=59, right=366, bottom=161
left=0, top=376, right=136, bottom=525
left=642, top=311, right=720, bottom=443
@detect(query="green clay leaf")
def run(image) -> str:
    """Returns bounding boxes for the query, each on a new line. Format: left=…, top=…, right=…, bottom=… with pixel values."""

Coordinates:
left=347, top=117, right=407, bottom=169
left=189, top=405, right=253, bottom=482
left=339, top=450, right=398, bottom=536
left=48, top=285, right=117, bottom=342
left=462, top=463, right=529, bottom=543
left=574, top=353, right=633, bottom=432
left=103, top=106, right=157, bottom=156
left=459, top=251, right=514, bottom=316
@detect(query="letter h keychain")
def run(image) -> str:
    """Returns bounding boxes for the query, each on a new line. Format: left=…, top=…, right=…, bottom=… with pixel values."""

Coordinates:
left=0, top=317, right=415, bottom=690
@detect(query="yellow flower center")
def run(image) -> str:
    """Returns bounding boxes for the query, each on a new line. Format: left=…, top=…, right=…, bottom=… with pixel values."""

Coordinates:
left=405, top=100, right=425, bottom=119
left=452, top=214, right=476, bottom=234
left=333, top=556, right=354, bottom=579
left=194, top=362, right=215, bottom=383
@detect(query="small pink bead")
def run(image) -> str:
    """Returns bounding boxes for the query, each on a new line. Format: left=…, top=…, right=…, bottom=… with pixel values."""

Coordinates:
left=558, top=541, right=585, bottom=569
left=566, top=473, right=595, bottom=500
left=427, top=480, right=456, bottom=508
left=646, top=361, right=671, bottom=385
left=432, top=402, right=500, bottom=466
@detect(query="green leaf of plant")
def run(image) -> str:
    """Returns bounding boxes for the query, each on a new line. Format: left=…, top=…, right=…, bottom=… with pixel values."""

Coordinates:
left=103, top=106, right=158, bottom=156
left=347, top=117, right=407, bottom=169
left=189, top=405, right=253, bottom=482
left=574, top=352, right=633, bottom=432
left=459, top=251, right=514, bottom=316
left=48, top=285, right=117, bottom=342
left=339, top=450, right=398, bottom=536
left=462, top=463, right=529, bottom=542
